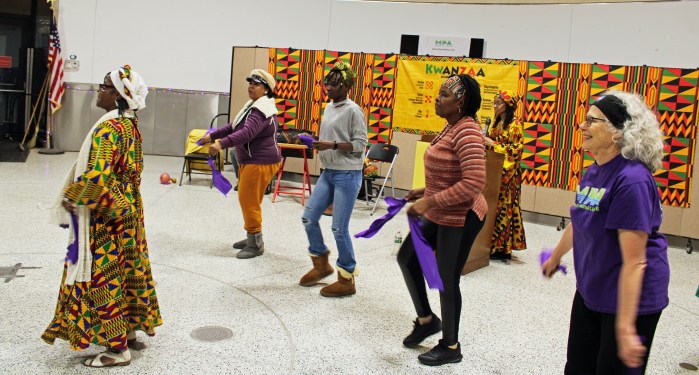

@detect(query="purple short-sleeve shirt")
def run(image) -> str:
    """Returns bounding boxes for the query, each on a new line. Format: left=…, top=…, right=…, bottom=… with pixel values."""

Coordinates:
left=571, top=154, right=670, bottom=314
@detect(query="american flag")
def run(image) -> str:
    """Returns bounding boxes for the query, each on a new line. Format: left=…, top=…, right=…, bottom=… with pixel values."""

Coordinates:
left=48, top=22, right=64, bottom=113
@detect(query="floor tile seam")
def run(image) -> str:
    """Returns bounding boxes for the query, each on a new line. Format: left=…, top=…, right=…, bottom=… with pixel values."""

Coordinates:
left=143, top=187, right=181, bottom=210
left=152, top=262, right=297, bottom=374
left=668, top=302, right=699, bottom=318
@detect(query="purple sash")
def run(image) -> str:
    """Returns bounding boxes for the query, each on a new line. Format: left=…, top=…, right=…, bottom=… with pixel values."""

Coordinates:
left=207, top=157, right=232, bottom=196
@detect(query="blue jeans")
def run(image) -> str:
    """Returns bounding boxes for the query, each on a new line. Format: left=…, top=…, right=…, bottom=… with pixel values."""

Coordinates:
left=302, top=169, right=362, bottom=273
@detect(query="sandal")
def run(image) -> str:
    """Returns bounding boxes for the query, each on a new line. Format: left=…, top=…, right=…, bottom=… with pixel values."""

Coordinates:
left=83, top=349, right=131, bottom=367
left=127, top=331, right=147, bottom=351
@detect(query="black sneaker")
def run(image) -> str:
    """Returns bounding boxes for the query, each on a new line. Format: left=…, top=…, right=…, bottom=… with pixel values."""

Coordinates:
left=403, top=315, right=442, bottom=348
left=417, top=339, right=462, bottom=366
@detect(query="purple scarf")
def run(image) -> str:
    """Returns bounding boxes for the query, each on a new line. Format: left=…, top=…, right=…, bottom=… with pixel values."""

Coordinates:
left=355, top=196, right=444, bottom=291
left=539, top=248, right=568, bottom=275
left=297, top=134, right=315, bottom=149
left=208, top=157, right=232, bottom=196
left=66, top=213, right=79, bottom=264
left=196, top=129, right=216, bottom=146
left=354, top=196, right=406, bottom=238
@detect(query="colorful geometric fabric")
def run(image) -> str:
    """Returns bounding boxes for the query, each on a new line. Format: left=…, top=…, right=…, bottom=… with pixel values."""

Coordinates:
left=42, top=117, right=162, bottom=351
left=518, top=61, right=698, bottom=207
left=264, top=47, right=698, bottom=207
left=269, top=48, right=397, bottom=144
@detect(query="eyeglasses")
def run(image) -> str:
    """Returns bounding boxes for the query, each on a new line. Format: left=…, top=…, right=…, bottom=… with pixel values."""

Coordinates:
left=99, top=84, right=116, bottom=91
left=584, top=115, right=609, bottom=125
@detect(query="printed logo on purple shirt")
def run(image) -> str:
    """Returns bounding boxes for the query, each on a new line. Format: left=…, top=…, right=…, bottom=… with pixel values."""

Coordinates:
left=575, top=185, right=607, bottom=211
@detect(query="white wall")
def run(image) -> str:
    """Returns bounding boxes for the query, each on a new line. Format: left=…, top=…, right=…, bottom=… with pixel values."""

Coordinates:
left=58, top=0, right=699, bottom=92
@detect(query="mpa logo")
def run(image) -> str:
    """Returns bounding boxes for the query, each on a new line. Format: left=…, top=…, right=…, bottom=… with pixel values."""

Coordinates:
left=435, top=40, right=453, bottom=47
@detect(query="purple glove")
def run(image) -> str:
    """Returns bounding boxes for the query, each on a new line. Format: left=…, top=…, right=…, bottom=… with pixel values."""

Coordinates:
left=539, top=248, right=568, bottom=275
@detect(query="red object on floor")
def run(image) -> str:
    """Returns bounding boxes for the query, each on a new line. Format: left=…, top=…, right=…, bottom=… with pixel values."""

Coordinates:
left=272, top=144, right=313, bottom=205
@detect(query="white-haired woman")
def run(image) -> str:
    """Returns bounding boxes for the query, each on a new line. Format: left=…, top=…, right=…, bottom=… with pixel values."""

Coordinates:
left=43, top=65, right=162, bottom=367
left=542, top=90, right=669, bottom=374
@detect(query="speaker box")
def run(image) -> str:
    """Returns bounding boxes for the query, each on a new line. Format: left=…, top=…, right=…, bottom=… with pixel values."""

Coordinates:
left=400, top=34, right=419, bottom=55
left=469, top=38, right=484, bottom=58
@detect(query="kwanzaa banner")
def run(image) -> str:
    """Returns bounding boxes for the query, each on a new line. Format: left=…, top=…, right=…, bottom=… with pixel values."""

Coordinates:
left=394, top=56, right=521, bottom=134
left=266, top=47, right=697, bottom=207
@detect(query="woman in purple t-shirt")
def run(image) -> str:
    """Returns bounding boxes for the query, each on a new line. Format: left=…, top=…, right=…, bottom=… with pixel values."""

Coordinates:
left=542, top=90, right=669, bottom=374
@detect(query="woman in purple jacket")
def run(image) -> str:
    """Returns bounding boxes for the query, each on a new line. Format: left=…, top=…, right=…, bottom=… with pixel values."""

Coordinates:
left=200, top=69, right=281, bottom=259
left=542, top=90, right=669, bottom=374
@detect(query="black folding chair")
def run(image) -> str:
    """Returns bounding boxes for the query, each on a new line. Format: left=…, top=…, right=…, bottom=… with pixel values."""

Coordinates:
left=362, top=143, right=399, bottom=215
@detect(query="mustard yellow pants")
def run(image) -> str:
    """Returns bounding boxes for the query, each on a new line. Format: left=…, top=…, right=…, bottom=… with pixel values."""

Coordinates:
left=238, top=162, right=281, bottom=233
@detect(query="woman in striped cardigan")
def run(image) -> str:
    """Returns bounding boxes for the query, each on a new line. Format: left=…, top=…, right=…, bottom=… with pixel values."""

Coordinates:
left=397, top=74, right=487, bottom=367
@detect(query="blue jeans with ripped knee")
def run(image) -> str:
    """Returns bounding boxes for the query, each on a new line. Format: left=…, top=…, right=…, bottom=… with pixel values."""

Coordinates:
left=302, top=169, right=362, bottom=273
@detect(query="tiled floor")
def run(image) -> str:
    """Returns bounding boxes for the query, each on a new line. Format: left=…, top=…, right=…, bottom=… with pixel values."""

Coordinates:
left=1, top=151, right=697, bottom=374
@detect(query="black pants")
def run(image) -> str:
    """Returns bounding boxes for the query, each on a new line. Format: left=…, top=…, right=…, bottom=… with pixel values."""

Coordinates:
left=397, top=210, right=484, bottom=346
left=565, top=290, right=663, bottom=375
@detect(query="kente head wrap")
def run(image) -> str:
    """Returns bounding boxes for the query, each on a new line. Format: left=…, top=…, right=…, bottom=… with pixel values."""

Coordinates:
left=444, top=75, right=465, bottom=100
left=592, top=94, right=631, bottom=130
left=495, top=90, right=518, bottom=110
left=109, top=65, right=148, bottom=110
left=326, top=61, right=357, bottom=88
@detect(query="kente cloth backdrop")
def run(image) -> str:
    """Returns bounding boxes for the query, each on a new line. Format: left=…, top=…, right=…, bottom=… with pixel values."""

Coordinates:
left=519, top=62, right=697, bottom=208
left=266, top=48, right=697, bottom=207
left=268, top=48, right=397, bottom=144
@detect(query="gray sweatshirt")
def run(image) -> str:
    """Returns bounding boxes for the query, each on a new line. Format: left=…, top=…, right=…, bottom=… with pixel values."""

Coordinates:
left=318, top=99, right=368, bottom=171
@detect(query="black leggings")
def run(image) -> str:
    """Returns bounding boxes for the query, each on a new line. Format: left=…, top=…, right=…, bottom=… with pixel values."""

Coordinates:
left=565, top=290, right=662, bottom=375
left=397, top=210, right=484, bottom=346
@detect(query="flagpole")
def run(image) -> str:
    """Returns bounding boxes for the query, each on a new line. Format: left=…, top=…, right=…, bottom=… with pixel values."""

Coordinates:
left=40, top=1, right=64, bottom=155
left=38, top=90, right=64, bottom=155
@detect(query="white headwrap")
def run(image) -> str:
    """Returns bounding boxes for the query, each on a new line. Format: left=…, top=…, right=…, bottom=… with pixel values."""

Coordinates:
left=109, top=65, right=148, bottom=110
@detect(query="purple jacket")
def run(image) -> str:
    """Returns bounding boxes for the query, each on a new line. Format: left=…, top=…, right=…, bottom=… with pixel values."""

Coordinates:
left=210, top=107, right=281, bottom=165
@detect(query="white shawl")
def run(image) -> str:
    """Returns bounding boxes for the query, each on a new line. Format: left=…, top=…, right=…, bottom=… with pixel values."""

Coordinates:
left=51, top=109, right=134, bottom=285
left=231, top=96, right=278, bottom=127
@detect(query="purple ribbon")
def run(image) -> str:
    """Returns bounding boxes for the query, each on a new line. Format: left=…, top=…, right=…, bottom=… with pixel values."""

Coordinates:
left=408, top=215, right=444, bottom=291
left=207, top=157, right=232, bottom=196
left=354, top=196, right=407, bottom=238
left=196, top=129, right=216, bottom=146
left=539, top=248, right=568, bottom=275
left=65, top=213, right=79, bottom=264
left=297, top=134, right=315, bottom=149
left=354, top=196, right=443, bottom=291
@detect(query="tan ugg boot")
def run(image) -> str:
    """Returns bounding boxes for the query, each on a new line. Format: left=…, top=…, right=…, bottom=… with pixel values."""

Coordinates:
left=320, top=268, right=356, bottom=297
left=299, top=251, right=334, bottom=286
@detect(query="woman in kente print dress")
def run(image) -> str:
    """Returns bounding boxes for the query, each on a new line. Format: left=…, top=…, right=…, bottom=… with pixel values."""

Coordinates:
left=484, top=90, right=527, bottom=260
left=42, top=65, right=161, bottom=367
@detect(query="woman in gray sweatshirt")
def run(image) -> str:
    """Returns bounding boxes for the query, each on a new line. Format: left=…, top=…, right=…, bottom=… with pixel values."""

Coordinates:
left=299, top=62, right=368, bottom=297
